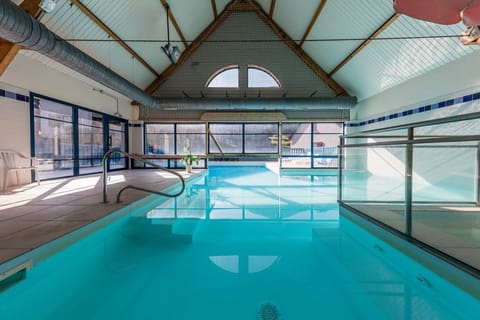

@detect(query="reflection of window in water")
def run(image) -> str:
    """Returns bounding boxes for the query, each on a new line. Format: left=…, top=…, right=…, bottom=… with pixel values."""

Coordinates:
left=209, top=255, right=279, bottom=274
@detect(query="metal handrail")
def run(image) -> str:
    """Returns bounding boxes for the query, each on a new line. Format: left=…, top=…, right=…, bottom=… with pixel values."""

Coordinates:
left=102, top=149, right=185, bottom=203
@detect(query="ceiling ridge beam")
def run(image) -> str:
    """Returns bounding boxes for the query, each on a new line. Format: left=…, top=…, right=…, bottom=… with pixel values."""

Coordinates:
left=211, top=0, right=218, bottom=18
left=0, top=0, right=43, bottom=76
left=71, top=0, right=160, bottom=77
left=299, top=0, right=327, bottom=47
left=160, top=0, right=188, bottom=48
left=251, top=1, right=347, bottom=96
left=269, top=0, right=276, bottom=17
left=328, top=13, right=400, bottom=77
left=144, top=1, right=236, bottom=95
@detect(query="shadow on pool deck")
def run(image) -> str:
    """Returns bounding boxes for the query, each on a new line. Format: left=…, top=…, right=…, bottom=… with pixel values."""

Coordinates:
left=0, top=169, right=201, bottom=265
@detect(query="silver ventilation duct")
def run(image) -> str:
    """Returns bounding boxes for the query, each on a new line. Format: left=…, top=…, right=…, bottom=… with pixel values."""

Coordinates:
left=155, top=97, right=356, bottom=110
left=0, top=0, right=357, bottom=110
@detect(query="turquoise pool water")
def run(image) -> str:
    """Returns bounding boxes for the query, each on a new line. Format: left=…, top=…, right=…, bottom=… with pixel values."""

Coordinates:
left=0, top=165, right=478, bottom=319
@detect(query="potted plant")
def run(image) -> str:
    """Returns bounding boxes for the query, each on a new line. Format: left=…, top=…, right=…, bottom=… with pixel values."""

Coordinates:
left=182, top=146, right=199, bottom=173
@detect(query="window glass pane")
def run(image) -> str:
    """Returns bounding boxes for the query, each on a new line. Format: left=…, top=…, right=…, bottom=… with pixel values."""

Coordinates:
left=209, top=124, right=242, bottom=153
left=34, top=98, right=72, bottom=122
left=79, top=109, right=103, bottom=127
left=282, top=123, right=311, bottom=156
left=35, top=117, right=73, bottom=179
left=245, top=123, right=278, bottom=153
left=313, top=134, right=339, bottom=156
left=313, top=123, right=343, bottom=134
left=207, top=68, right=239, bottom=88
left=146, top=124, right=174, bottom=134
left=79, top=126, right=103, bottom=174
left=109, top=121, right=125, bottom=132
left=248, top=67, right=280, bottom=88
left=176, top=124, right=205, bottom=133
left=177, top=134, right=205, bottom=155
left=281, top=157, right=311, bottom=168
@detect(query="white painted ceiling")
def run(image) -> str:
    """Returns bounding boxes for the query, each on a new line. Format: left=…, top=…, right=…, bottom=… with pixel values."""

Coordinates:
left=17, top=0, right=480, bottom=101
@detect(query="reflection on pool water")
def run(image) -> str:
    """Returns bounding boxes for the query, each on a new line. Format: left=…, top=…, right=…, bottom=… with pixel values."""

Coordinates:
left=0, top=165, right=478, bottom=320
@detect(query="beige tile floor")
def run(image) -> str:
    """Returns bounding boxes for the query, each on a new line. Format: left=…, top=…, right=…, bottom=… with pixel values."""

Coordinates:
left=0, top=169, right=201, bottom=265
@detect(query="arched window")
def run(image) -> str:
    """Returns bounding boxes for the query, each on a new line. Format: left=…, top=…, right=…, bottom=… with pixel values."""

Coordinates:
left=206, top=65, right=239, bottom=88
left=247, top=65, right=280, bottom=88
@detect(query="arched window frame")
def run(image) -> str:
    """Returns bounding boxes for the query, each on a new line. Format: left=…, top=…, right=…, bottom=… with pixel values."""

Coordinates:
left=205, top=65, right=240, bottom=88
left=247, top=65, right=281, bottom=88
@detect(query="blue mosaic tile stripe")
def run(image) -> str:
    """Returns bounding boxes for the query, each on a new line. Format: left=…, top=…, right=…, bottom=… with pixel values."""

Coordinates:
left=0, top=88, right=29, bottom=103
left=347, top=91, right=480, bottom=128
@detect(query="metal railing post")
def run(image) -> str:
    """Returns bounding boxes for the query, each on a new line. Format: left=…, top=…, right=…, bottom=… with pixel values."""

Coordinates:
left=102, top=149, right=185, bottom=203
left=405, top=128, right=414, bottom=236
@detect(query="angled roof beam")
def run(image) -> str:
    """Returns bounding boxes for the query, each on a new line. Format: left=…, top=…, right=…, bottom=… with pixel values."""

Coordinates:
left=159, top=0, right=188, bottom=48
left=211, top=0, right=218, bottom=18
left=269, top=0, right=276, bottom=17
left=0, top=0, right=43, bottom=76
left=251, top=1, right=347, bottom=96
left=71, top=0, right=160, bottom=77
left=299, top=0, right=327, bottom=47
left=145, top=1, right=235, bottom=95
left=329, top=13, right=400, bottom=77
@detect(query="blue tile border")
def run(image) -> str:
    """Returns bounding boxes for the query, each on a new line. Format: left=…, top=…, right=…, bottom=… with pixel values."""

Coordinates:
left=0, top=88, right=29, bottom=103
left=347, top=91, right=480, bottom=128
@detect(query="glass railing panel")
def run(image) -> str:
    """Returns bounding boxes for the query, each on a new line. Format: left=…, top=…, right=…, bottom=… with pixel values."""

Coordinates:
left=341, top=145, right=406, bottom=233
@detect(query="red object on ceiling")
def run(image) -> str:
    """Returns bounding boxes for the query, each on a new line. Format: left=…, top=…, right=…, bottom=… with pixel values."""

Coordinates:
left=463, top=2, right=480, bottom=26
left=393, top=0, right=480, bottom=26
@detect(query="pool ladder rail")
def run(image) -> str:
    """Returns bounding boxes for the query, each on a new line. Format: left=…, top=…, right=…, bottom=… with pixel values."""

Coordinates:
left=102, top=150, right=186, bottom=203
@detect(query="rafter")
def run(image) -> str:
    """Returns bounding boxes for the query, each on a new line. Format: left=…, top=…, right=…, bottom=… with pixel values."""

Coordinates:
left=159, top=0, right=188, bottom=48
left=251, top=1, right=347, bottom=96
left=328, top=13, right=400, bottom=77
left=269, top=0, right=276, bottom=17
left=299, top=0, right=327, bottom=47
left=0, top=0, right=43, bottom=76
left=71, top=0, right=159, bottom=77
left=211, top=0, right=218, bottom=18
left=144, top=1, right=235, bottom=95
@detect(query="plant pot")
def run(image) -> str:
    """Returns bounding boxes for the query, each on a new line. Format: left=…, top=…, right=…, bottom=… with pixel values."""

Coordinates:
left=185, top=163, right=192, bottom=173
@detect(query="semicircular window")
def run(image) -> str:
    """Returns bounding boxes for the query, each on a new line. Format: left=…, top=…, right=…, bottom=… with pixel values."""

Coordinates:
left=247, top=65, right=281, bottom=88
left=206, top=65, right=239, bottom=88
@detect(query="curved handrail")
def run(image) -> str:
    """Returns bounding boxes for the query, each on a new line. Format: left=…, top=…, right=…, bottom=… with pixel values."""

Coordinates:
left=102, top=149, right=185, bottom=203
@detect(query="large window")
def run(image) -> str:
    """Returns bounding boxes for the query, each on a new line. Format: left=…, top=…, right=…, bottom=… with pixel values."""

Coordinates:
left=32, top=94, right=127, bottom=180
left=33, top=98, right=74, bottom=179
left=78, top=109, right=104, bottom=174
left=281, top=122, right=343, bottom=168
left=206, top=65, right=281, bottom=89
left=144, top=123, right=206, bottom=169
left=208, top=123, right=279, bottom=154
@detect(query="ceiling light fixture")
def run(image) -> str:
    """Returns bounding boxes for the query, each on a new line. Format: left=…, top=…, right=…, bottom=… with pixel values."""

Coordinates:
left=39, top=0, right=57, bottom=13
left=161, top=2, right=181, bottom=64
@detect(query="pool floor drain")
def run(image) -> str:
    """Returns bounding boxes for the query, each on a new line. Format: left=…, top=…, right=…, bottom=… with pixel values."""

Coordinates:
left=258, top=302, right=280, bottom=320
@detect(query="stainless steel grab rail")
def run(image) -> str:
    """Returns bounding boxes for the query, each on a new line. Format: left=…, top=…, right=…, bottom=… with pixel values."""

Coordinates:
left=102, top=150, right=185, bottom=203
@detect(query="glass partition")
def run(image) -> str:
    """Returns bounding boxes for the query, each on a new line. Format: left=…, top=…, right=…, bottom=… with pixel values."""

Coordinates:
left=339, top=116, right=480, bottom=272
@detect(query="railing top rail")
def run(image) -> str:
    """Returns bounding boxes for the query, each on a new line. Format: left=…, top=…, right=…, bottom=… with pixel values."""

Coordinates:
left=339, top=135, right=480, bottom=148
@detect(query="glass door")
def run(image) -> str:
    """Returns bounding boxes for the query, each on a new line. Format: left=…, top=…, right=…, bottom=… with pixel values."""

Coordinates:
left=106, top=118, right=127, bottom=170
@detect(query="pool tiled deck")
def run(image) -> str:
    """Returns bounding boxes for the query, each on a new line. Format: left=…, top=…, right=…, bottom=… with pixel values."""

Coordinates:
left=0, top=169, right=200, bottom=265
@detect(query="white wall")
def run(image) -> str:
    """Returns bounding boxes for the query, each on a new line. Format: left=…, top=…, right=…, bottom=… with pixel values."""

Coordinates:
left=352, top=49, right=480, bottom=122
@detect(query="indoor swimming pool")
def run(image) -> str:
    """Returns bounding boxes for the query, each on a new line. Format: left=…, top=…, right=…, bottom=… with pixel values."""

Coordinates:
left=0, top=165, right=478, bottom=319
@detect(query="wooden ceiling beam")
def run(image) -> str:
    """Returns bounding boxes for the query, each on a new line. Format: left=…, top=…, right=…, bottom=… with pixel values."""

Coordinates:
left=145, top=1, right=235, bottom=95
left=159, top=0, right=188, bottom=48
left=71, top=0, right=159, bottom=77
left=211, top=0, right=218, bottom=18
left=0, top=0, right=43, bottom=76
left=269, top=0, right=276, bottom=17
left=329, top=13, right=400, bottom=77
left=299, top=0, right=327, bottom=47
left=251, top=1, right=347, bottom=96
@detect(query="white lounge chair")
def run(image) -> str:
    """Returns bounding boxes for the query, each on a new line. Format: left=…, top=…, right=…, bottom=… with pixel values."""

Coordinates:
left=0, top=150, right=40, bottom=191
